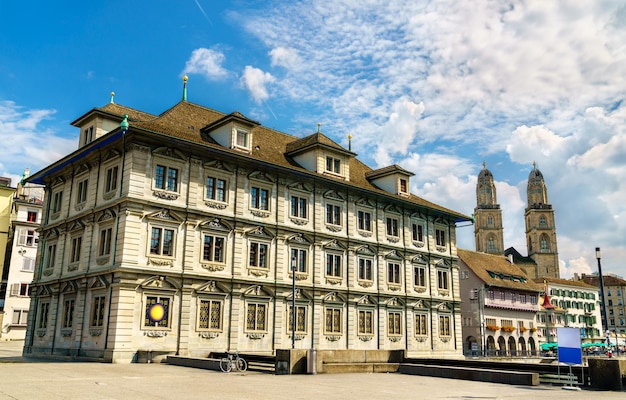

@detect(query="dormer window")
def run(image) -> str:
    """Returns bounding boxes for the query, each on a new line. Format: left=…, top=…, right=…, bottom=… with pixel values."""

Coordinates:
left=236, top=129, right=250, bottom=150
left=400, top=179, right=407, bottom=193
left=326, top=156, right=341, bottom=174
left=83, top=126, right=94, bottom=145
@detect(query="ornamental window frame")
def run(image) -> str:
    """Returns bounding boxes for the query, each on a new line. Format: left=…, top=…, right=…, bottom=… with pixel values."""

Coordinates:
left=90, top=294, right=107, bottom=328
left=143, top=294, right=173, bottom=330
left=358, top=257, right=373, bottom=282
left=235, top=128, right=251, bottom=151
left=287, top=304, right=307, bottom=334
left=75, top=177, right=89, bottom=205
left=324, top=307, right=342, bottom=334
left=357, top=308, right=374, bottom=336
left=44, top=242, right=57, bottom=270
left=197, top=297, right=224, bottom=332
left=289, top=194, right=308, bottom=220
left=411, top=221, right=424, bottom=243
left=250, top=186, right=270, bottom=211
left=248, top=240, right=270, bottom=269
left=205, top=175, right=228, bottom=203
left=51, top=190, right=63, bottom=214
left=325, top=252, right=343, bottom=278
left=325, top=202, right=342, bottom=227
left=414, top=264, right=427, bottom=289
left=388, top=311, right=402, bottom=336
left=245, top=301, right=268, bottom=333
left=357, top=209, right=372, bottom=232
left=37, top=301, right=50, bottom=330
left=104, top=164, right=119, bottom=195
left=149, top=225, right=176, bottom=258
left=437, top=269, right=449, bottom=291
left=439, top=314, right=451, bottom=337
left=69, top=235, right=82, bottom=264
left=62, top=297, right=75, bottom=329
left=98, top=226, right=113, bottom=257
left=325, top=156, right=341, bottom=174
left=386, top=216, right=400, bottom=238
left=415, top=313, right=429, bottom=336
left=154, top=164, right=179, bottom=192
left=290, top=247, right=308, bottom=274
left=387, top=262, right=401, bottom=285
left=201, top=233, right=226, bottom=264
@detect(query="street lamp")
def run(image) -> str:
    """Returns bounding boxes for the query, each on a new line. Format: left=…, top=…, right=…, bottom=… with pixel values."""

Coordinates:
left=596, top=248, right=609, bottom=339
left=291, top=256, right=297, bottom=349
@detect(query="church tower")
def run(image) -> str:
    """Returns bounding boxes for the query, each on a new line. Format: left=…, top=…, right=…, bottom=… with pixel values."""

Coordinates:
left=525, top=162, right=559, bottom=278
left=474, top=162, right=504, bottom=254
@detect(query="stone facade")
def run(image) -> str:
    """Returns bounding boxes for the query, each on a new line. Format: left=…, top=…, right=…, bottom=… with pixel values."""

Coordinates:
left=23, top=98, right=470, bottom=362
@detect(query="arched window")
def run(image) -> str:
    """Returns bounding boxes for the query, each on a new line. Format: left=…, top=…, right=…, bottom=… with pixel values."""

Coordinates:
left=487, top=236, right=496, bottom=252
left=540, top=235, right=549, bottom=251
left=487, top=215, right=494, bottom=226
left=539, top=216, right=547, bottom=227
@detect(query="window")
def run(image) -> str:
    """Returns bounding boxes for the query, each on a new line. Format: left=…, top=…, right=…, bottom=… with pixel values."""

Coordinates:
left=83, top=126, right=93, bottom=145
left=45, top=243, right=57, bottom=269
left=386, top=217, right=399, bottom=237
left=326, top=156, right=341, bottom=174
left=18, top=229, right=37, bottom=246
left=358, top=310, right=374, bottom=335
left=540, top=236, right=549, bottom=251
left=91, top=295, right=106, bottom=327
left=539, top=216, right=547, bottom=227
left=357, top=210, right=371, bottom=231
left=251, top=187, right=269, bottom=210
left=499, top=291, right=505, bottom=301
left=288, top=305, right=307, bottom=333
left=249, top=242, right=269, bottom=268
left=325, top=307, right=342, bottom=333
left=246, top=303, right=267, bottom=332
left=202, top=234, right=225, bottom=263
left=198, top=299, right=222, bottom=330
left=530, top=294, right=538, bottom=304
left=205, top=176, right=227, bottom=202
left=70, top=236, right=82, bottom=263
left=439, top=315, right=451, bottom=336
left=414, top=265, right=426, bottom=287
left=52, top=190, right=63, bottom=213
left=290, top=195, right=307, bottom=219
left=22, top=258, right=35, bottom=272
left=400, top=179, right=407, bottom=193
left=388, top=262, right=401, bottom=284
left=62, top=298, right=75, bottom=328
left=38, top=302, right=50, bottom=329
left=76, top=179, right=88, bottom=204
left=11, top=309, right=28, bottom=326
left=412, top=223, right=423, bottom=242
left=144, top=295, right=171, bottom=328
left=290, top=248, right=307, bottom=273
left=150, top=227, right=175, bottom=256
left=98, top=227, right=112, bottom=256
left=236, top=129, right=249, bottom=149
left=388, top=312, right=402, bottom=335
left=105, top=166, right=118, bottom=193
left=27, top=211, right=37, bottom=222
left=519, top=294, right=527, bottom=303
left=155, top=165, right=178, bottom=192
left=487, top=237, right=496, bottom=252
left=10, top=283, right=29, bottom=297
left=437, top=270, right=449, bottom=290
left=436, top=229, right=446, bottom=247
left=358, top=258, right=373, bottom=281
left=487, top=215, right=494, bottom=225
left=326, top=254, right=342, bottom=277
left=415, top=314, right=428, bottom=336
left=326, top=204, right=341, bottom=225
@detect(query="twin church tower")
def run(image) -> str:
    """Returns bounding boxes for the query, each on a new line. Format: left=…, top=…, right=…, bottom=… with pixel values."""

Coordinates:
left=473, top=162, right=559, bottom=280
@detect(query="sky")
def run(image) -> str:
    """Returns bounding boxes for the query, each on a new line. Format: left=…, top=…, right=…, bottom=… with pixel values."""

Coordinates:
left=1, top=1, right=625, bottom=279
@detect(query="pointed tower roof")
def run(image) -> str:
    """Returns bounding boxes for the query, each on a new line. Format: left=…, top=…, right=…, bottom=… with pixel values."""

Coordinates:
left=527, top=161, right=549, bottom=207
left=540, top=280, right=555, bottom=310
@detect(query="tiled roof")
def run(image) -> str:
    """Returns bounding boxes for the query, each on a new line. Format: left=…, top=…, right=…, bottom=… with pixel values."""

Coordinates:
left=581, top=275, right=626, bottom=287
left=533, top=277, right=597, bottom=289
left=66, top=100, right=471, bottom=221
left=285, top=132, right=354, bottom=156
left=458, top=249, right=543, bottom=292
left=365, top=164, right=415, bottom=179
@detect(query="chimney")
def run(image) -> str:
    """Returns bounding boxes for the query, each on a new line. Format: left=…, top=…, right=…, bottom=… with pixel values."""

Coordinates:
left=507, top=253, right=514, bottom=264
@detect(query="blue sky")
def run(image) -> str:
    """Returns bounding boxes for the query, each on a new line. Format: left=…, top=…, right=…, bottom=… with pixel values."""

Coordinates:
left=1, top=1, right=625, bottom=279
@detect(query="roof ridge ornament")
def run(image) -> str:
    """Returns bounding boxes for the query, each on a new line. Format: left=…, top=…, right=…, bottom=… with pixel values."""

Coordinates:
left=182, top=75, right=188, bottom=102
left=110, top=91, right=115, bottom=104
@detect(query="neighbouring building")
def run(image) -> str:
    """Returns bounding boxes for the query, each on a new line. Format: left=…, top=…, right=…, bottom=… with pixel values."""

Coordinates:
left=23, top=83, right=471, bottom=362
left=458, top=248, right=543, bottom=357
left=534, top=277, right=602, bottom=346
left=0, top=171, right=44, bottom=340
left=0, top=177, right=17, bottom=331
left=581, top=273, right=626, bottom=337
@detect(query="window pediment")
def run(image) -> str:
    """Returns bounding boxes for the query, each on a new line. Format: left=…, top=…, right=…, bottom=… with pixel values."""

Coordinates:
left=323, top=190, right=345, bottom=201
left=200, top=218, right=232, bottom=232
left=249, top=170, right=275, bottom=183
left=152, top=147, right=185, bottom=161
left=145, top=209, right=183, bottom=223
left=245, top=225, right=274, bottom=239
left=243, top=284, right=274, bottom=298
left=204, top=160, right=234, bottom=173
left=196, top=280, right=229, bottom=294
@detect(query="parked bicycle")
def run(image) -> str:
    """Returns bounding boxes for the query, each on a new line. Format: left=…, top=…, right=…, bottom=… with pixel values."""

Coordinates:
left=219, top=351, right=248, bottom=373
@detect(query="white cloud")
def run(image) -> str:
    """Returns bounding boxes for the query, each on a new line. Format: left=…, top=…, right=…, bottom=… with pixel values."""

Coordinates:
left=240, top=66, right=275, bottom=103
left=0, top=101, right=75, bottom=178
left=183, top=48, right=228, bottom=80
left=269, top=47, right=302, bottom=70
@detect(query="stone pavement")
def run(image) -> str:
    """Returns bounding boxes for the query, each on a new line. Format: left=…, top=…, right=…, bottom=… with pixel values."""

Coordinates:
left=0, top=341, right=623, bottom=400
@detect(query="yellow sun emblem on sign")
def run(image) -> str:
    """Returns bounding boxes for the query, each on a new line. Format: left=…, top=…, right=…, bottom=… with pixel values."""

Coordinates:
left=148, top=303, right=166, bottom=322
